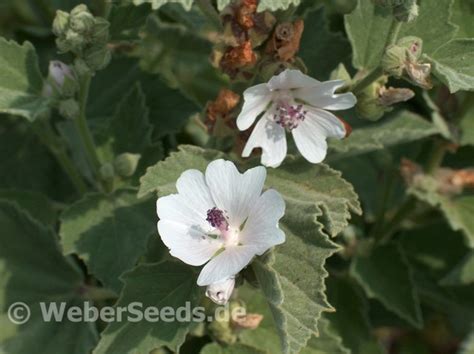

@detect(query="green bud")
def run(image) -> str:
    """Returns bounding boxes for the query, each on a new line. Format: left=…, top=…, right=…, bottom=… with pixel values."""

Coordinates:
left=355, top=77, right=389, bottom=121
left=52, top=10, right=69, bottom=36
left=393, top=0, right=418, bottom=22
left=58, top=99, right=79, bottom=119
left=208, top=311, right=237, bottom=345
left=397, top=36, right=423, bottom=60
left=74, top=58, right=92, bottom=76
left=100, top=163, right=115, bottom=180
left=381, top=44, right=407, bottom=77
left=92, top=18, right=110, bottom=44
left=114, top=153, right=141, bottom=178
left=70, top=4, right=89, bottom=16
left=70, top=11, right=95, bottom=34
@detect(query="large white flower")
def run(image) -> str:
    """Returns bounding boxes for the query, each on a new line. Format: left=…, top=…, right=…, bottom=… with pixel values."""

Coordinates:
left=237, top=69, right=356, bottom=167
left=156, top=159, right=285, bottom=302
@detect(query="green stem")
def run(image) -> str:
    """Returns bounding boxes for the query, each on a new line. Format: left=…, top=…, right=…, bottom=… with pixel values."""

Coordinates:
left=350, top=19, right=403, bottom=95
left=74, top=74, right=102, bottom=181
left=424, top=141, right=448, bottom=174
left=33, top=120, right=88, bottom=194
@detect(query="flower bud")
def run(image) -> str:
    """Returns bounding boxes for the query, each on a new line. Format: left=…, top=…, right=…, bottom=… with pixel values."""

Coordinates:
left=84, top=46, right=111, bottom=71
left=52, top=10, right=69, bottom=36
left=405, top=61, right=433, bottom=89
left=205, top=276, right=235, bottom=305
left=381, top=44, right=406, bottom=77
left=100, top=163, right=115, bottom=180
left=356, top=76, right=389, bottom=121
left=114, top=153, right=141, bottom=178
left=393, top=0, right=418, bottom=22
left=58, top=99, right=80, bottom=119
left=69, top=11, right=95, bottom=34
left=397, top=36, right=423, bottom=60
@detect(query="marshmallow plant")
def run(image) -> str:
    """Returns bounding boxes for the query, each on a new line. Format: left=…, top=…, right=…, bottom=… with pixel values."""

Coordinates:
left=156, top=159, right=285, bottom=304
left=237, top=69, right=356, bottom=167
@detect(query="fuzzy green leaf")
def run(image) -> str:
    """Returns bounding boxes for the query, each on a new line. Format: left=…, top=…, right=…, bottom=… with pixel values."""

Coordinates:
left=351, top=242, right=423, bottom=328
left=93, top=261, right=200, bottom=354
left=451, top=0, right=474, bottom=39
left=0, top=201, right=98, bottom=354
left=266, top=159, right=361, bottom=237
left=409, top=177, right=474, bottom=247
left=138, top=145, right=224, bottom=198
left=0, top=38, right=48, bottom=121
left=427, top=39, right=474, bottom=93
left=329, top=110, right=439, bottom=158
left=133, top=0, right=193, bottom=10
left=252, top=203, right=340, bottom=354
left=345, top=0, right=457, bottom=69
left=201, top=343, right=265, bottom=354
left=60, top=188, right=156, bottom=292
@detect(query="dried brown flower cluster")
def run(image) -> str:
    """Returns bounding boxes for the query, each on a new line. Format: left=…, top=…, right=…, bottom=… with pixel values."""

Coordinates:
left=205, top=88, right=241, bottom=132
left=265, top=19, right=304, bottom=62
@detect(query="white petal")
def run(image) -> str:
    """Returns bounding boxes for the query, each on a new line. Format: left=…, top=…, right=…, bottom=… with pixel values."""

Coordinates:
left=237, top=83, right=272, bottom=131
left=240, top=189, right=285, bottom=252
left=176, top=169, right=215, bottom=218
left=157, top=194, right=211, bottom=232
left=268, top=69, right=320, bottom=91
left=205, top=276, right=236, bottom=305
left=292, top=107, right=346, bottom=164
left=197, top=245, right=258, bottom=286
left=205, top=159, right=266, bottom=227
left=294, top=80, right=357, bottom=110
left=158, top=220, right=223, bottom=266
left=242, top=114, right=287, bottom=168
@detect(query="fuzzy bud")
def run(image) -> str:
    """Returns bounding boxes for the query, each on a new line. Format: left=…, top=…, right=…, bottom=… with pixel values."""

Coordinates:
left=205, top=277, right=236, bottom=305
left=58, top=99, right=80, bottom=119
left=84, top=46, right=111, bottom=71
left=100, top=163, right=115, bottom=180
left=356, top=76, right=389, bottom=121
left=52, top=10, right=69, bottom=36
left=48, top=61, right=78, bottom=97
left=381, top=44, right=407, bottom=77
left=393, top=0, right=419, bottom=22
left=114, top=153, right=141, bottom=178
left=397, top=36, right=423, bottom=60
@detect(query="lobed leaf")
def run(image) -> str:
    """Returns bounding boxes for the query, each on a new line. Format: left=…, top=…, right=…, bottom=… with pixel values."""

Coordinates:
left=60, top=188, right=156, bottom=292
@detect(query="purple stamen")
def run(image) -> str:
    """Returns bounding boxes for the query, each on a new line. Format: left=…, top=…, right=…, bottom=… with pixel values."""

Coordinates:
left=206, top=207, right=229, bottom=230
left=274, top=101, right=307, bottom=130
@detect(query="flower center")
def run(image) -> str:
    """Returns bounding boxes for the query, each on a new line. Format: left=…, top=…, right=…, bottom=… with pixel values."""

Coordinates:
left=273, top=100, right=307, bottom=131
left=206, top=207, right=239, bottom=246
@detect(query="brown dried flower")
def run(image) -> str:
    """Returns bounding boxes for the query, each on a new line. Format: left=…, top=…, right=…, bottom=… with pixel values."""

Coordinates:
left=231, top=313, right=264, bottom=330
left=205, top=89, right=240, bottom=131
left=266, top=19, right=304, bottom=62
left=220, top=40, right=257, bottom=74
left=378, top=86, right=415, bottom=106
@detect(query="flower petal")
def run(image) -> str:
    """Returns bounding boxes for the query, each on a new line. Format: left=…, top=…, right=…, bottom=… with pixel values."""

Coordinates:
left=197, top=245, right=258, bottom=285
left=205, top=159, right=266, bottom=227
left=158, top=219, right=223, bottom=266
left=267, top=69, right=320, bottom=91
left=292, top=107, right=346, bottom=163
left=237, top=83, right=272, bottom=131
left=242, top=114, right=287, bottom=168
left=294, top=80, right=357, bottom=110
left=176, top=169, right=215, bottom=217
left=240, top=189, right=285, bottom=251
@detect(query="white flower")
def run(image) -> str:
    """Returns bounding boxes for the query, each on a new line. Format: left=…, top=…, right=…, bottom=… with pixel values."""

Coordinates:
left=49, top=60, right=74, bottom=88
left=237, top=69, right=357, bottom=167
left=205, top=276, right=235, bottom=305
left=156, top=159, right=285, bottom=298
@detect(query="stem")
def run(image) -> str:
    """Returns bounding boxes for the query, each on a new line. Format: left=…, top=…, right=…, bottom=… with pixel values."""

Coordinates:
left=350, top=19, right=403, bottom=95
left=74, top=74, right=102, bottom=181
left=424, top=141, right=448, bottom=174
left=352, top=67, right=384, bottom=95
left=33, top=120, right=88, bottom=194
left=379, top=197, right=417, bottom=244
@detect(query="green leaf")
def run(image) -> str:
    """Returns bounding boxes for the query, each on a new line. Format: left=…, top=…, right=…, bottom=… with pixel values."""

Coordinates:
left=351, top=242, right=423, bottom=328
left=409, top=177, right=474, bottom=247
left=0, top=201, right=98, bottom=354
left=427, top=39, right=474, bottom=93
left=0, top=189, right=56, bottom=226
left=93, top=261, right=200, bottom=354
left=60, top=188, right=156, bottom=292
left=345, top=0, right=457, bottom=69
left=440, top=251, right=474, bottom=285
left=138, top=145, right=224, bottom=198
left=140, top=15, right=226, bottom=106
left=266, top=159, right=361, bottom=237
left=0, top=38, right=48, bottom=121
left=451, top=0, right=474, bottom=39
left=88, top=57, right=198, bottom=139
left=252, top=204, right=340, bottom=354
left=325, top=277, right=384, bottom=354
left=255, top=0, right=300, bottom=12
left=329, top=110, right=439, bottom=158
left=96, top=83, right=153, bottom=162
left=109, top=3, right=151, bottom=40
left=201, top=343, right=265, bottom=354
left=299, top=7, right=352, bottom=80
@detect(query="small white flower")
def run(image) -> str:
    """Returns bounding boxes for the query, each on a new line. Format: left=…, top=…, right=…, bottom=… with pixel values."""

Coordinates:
left=156, top=159, right=285, bottom=297
left=237, top=69, right=357, bottom=167
left=205, top=276, right=235, bottom=305
left=49, top=60, right=74, bottom=88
